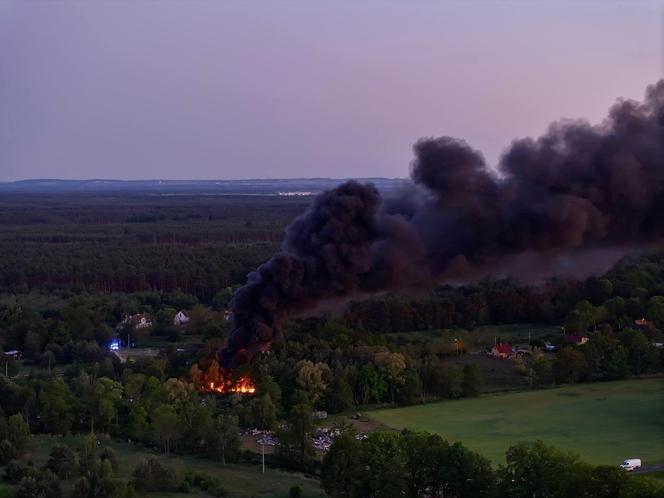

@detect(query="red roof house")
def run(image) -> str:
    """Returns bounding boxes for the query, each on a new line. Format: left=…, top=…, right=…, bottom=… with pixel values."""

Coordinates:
left=635, top=318, right=653, bottom=327
left=490, top=343, right=514, bottom=359
left=564, top=334, right=589, bottom=346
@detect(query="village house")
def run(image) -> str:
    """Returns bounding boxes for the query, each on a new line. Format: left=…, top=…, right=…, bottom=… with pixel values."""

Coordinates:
left=490, top=343, right=514, bottom=359
left=564, top=334, right=589, bottom=346
left=173, top=310, right=190, bottom=326
left=634, top=318, right=653, bottom=328
left=3, top=350, right=23, bottom=360
left=121, top=313, right=153, bottom=329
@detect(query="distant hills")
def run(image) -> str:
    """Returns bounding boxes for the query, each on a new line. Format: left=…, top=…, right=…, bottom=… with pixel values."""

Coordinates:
left=0, top=178, right=407, bottom=195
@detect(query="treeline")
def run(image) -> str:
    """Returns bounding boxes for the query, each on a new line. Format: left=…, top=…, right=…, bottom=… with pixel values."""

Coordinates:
left=1, top=428, right=229, bottom=498
left=0, top=192, right=305, bottom=298
left=1, top=365, right=662, bottom=498
left=321, top=432, right=663, bottom=498
left=0, top=241, right=274, bottom=298
left=343, top=252, right=664, bottom=333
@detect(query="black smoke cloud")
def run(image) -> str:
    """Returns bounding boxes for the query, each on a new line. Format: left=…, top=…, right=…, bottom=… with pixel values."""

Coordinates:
left=219, top=81, right=664, bottom=368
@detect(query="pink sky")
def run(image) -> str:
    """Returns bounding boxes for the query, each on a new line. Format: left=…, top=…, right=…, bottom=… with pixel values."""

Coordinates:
left=0, top=1, right=660, bottom=181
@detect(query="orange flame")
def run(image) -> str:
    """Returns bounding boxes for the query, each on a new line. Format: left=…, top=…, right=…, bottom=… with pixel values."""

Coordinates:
left=191, top=360, right=256, bottom=395
left=206, top=376, right=256, bottom=394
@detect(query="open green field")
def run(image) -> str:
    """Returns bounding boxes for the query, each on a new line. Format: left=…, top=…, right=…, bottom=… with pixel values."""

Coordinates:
left=1, top=434, right=324, bottom=498
left=367, top=378, right=664, bottom=466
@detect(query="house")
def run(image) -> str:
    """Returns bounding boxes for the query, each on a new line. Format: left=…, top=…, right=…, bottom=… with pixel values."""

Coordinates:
left=564, top=334, right=589, bottom=346
left=121, top=313, right=153, bottom=330
left=3, top=350, right=23, bottom=360
left=223, top=310, right=233, bottom=322
left=173, top=310, right=190, bottom=326
left=490, top=343, right=514, bottom=359
left=634, top=318, right=653, bottom=328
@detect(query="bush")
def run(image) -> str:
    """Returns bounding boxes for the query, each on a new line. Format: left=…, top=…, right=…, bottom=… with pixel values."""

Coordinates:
left=46, top=445, right=79, bottom=480
left=132, top=458, right=179, bottom=492
left=15, top=477, right=43, bottom=498
left=0, top=440, right=17, bottom=466
left=289, top=485, right=303, bottom=498
left=99, top=447, right=119, bottom=472
left=4, top=460, right=34, bottom=483
left=183, top=470, right=227, bottom=497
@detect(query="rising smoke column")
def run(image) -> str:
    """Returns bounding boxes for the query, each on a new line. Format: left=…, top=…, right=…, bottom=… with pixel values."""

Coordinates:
left=220, top=80, right=664, bottom=368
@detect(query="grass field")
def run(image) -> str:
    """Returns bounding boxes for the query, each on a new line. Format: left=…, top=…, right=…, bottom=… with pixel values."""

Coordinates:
left=3, top=434, right=324, bottom=498
left=367, top=378, right=664, bottom=466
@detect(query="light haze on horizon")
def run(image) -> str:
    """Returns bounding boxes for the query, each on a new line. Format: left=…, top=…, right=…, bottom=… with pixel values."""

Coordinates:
left=0, top=1, right=660, bottom=182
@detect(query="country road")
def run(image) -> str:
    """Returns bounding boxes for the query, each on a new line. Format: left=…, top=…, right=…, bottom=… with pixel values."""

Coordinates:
left=633, top=463, right=664, bottom=475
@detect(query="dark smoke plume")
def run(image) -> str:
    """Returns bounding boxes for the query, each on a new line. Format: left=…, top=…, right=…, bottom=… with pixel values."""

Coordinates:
left=219, top=81, right=664, bottom=368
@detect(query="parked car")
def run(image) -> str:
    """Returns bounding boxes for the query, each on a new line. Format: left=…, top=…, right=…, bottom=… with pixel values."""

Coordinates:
left=620, top=458, right=642, bottom=471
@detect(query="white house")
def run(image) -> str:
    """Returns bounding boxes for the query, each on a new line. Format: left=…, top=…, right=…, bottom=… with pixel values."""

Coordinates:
left=121, top=313, right=153, bottom=329
left=173, top=310, right=190, bottom=326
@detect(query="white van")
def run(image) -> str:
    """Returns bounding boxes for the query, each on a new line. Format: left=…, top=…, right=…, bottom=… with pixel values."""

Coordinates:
left=620, top=459, right=642, bottom=471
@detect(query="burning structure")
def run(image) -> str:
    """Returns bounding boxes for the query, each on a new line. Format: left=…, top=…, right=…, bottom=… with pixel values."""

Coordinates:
left=220, top=80, right=664, bottom=368
left=191, top=360, right=256, bottom=395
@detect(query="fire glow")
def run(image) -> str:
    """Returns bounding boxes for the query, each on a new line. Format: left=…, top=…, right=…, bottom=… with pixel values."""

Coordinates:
left=190, top=360, right=256, bottom=395
left=206, top=376, right=256, bottom=395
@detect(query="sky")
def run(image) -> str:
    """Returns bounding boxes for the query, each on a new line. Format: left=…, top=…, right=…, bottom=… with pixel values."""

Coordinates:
left=0, top=1, right=661, bottom=181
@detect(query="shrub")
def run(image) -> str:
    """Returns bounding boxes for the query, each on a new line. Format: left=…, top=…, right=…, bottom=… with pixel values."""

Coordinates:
left=99, top=447, right=119, bottom=472
left=132, top=458, right=179, bottom=492
left=0, top=440, right=17, bottom=466
left=46, top=445, right=79, bottom=480
left=4, top=460, right=35, bottom=483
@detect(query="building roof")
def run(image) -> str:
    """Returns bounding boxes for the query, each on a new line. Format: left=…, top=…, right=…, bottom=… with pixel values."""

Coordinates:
left=564, top=334, right=588, bottom=344
left=493, top=343, right=513, bottom=355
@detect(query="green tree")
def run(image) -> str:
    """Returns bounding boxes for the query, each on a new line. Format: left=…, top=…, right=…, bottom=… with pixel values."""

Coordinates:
left=127, top=406, right=149, bottom=440
left=357, top=364, right=387, bottom=405
left=277, top=403, right=316, bottom=468
left=40, top=379, right=75, bottom=434
left=80, top=376, right=123, bottom=434
left=621, top=328, right=659, bottom=374
left=7, top=413, right=29, bottom=453
left=646, top=296, right=664, bottom=330
left=585, top=278, right=613, bottom=305
left=374, top=351, right=407, bottom=404
left=461, top=364, right=480, bottom=397
left=296, top=360, right=331, bottom=406
left=132, top=458, right=179, bottom=492
left=497, top=441, right=592, bottom=498
left=247, top=393, right=277, bottom=430
left=321, top=431, right=363, bottom=498
left=0, top=440, right=17, bottom=465
left=47, top=445, right=79, bottom=480
left=323, top=374, right=354, bottom=413
left=207, top=413, right=241, bottom=465
left=553, top=348, right=590, bottom=384
left=151, top=404, right=182, bottom=455
left=15, top=477, right=45, bottom=498
left=358, top=432, right=406, bottom=498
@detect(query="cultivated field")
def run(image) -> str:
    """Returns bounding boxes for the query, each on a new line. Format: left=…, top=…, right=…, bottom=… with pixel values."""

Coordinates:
left=367, top=378, right=664, bottom=466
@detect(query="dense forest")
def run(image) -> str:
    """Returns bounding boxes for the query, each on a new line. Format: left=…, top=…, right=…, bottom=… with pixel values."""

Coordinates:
left=0, top=193, right=663, bottom=498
